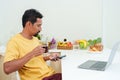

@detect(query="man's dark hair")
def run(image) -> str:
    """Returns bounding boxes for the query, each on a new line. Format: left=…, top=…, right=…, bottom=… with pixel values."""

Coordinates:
left=22, top=9, right=43, bottom=27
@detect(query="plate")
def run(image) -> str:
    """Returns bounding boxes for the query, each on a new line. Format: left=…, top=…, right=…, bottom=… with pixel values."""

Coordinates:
left=87, top=50, right=102, bottom=54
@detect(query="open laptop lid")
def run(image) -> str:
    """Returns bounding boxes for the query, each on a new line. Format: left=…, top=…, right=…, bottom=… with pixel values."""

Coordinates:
left=105, top=41, right=120, bottom=69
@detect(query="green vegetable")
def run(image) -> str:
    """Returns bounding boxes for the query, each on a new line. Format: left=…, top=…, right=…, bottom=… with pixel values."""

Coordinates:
left=88, top=37, right=102, bottom=46
left=96, top=37, right=102, bottom=43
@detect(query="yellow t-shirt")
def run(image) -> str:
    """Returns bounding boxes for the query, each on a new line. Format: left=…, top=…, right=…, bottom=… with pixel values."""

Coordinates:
left=4, top=33, right=55, bottom=80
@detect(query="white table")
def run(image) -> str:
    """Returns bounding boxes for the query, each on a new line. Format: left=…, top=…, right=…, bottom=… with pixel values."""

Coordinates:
left=50, top=48, right=120, bottom=80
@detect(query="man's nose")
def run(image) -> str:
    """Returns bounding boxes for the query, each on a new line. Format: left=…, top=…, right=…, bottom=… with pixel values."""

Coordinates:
left=38, top=26, right=41, bottom=31
left=38, top=26, right=42, bottom=31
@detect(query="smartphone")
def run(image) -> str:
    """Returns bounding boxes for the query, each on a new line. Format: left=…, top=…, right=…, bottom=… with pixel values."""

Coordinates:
left=58, top=55, right=66, bottom=59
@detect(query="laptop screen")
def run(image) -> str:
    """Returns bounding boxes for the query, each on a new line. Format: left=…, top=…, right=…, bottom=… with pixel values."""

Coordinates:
left=106, top=41, right=120, bottom=68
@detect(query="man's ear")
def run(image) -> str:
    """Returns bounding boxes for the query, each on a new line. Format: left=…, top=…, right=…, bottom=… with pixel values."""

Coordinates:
left=26, top=21, right=32, bottom=27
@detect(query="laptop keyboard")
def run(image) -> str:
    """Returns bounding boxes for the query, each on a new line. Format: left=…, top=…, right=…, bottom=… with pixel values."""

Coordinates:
left=90, top=62, right=107, bottom=69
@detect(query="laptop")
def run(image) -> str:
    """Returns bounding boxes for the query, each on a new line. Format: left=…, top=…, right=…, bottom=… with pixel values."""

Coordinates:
left=78, top=41, right=120, bottom=71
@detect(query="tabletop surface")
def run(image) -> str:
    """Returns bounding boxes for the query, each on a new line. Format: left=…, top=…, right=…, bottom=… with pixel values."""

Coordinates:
left=50, top=48, right=120, bottom=80
left=1, top=48, right=120, bottom=80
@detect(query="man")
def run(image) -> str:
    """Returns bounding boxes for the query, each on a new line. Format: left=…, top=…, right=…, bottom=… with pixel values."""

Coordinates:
left=3, top=9, right=62, bottom=80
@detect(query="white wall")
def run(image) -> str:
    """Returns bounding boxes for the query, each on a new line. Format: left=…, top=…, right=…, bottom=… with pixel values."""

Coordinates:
left=103, top=0, right=120, bottom=49
left=0, top=0, right=102, bottom=45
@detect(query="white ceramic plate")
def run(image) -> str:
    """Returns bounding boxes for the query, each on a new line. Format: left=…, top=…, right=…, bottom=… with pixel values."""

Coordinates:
left=87, top=50, right=102, bottom=54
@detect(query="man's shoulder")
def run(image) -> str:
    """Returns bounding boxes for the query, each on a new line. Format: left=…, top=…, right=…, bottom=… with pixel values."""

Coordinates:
left=9, top=33, right=21, bottom=42
left=11, top=33, right=20, bottom=39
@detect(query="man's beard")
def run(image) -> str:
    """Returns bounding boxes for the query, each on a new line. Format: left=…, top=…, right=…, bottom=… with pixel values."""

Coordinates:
left=33, top=31, right=40, bottom=37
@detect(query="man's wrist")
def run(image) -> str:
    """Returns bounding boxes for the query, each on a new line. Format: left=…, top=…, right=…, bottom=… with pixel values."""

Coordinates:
left=43, top=55, right=50, bottom=61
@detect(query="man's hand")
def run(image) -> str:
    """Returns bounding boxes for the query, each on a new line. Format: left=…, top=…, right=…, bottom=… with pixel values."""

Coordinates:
left=31, top=45, right=45, bottom=57
left=49, top=53, right=60, bottom=61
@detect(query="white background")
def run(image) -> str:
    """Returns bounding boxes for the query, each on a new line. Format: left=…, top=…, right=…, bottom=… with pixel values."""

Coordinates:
left=0, top=0, right=120, bottom=49
left=103, top=0, right=120, bottom=48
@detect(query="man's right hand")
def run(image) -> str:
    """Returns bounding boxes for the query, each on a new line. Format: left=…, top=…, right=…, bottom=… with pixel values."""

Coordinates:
left=31, top=45, right=45, bottom=57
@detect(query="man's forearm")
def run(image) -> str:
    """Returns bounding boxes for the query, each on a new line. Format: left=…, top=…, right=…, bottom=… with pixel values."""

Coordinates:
left=4, top=52, right=34, bottom=74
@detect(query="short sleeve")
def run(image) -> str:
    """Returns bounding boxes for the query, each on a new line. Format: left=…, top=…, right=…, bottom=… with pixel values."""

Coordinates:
left=4, top=39, right=19, bottom=63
